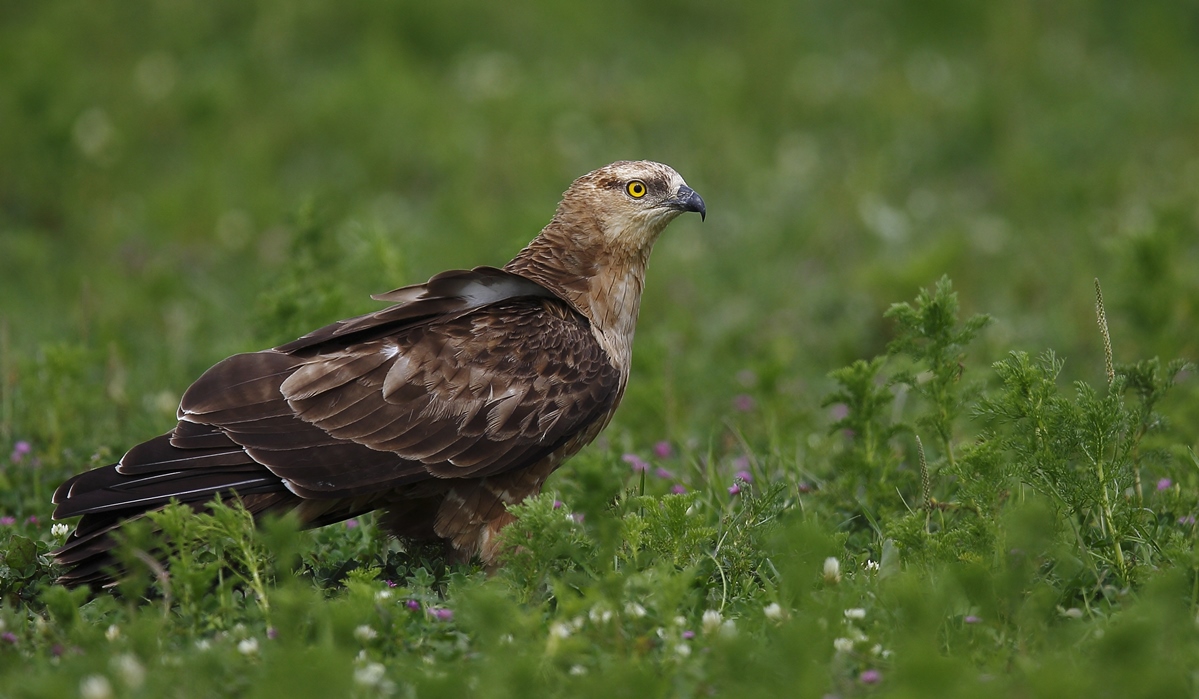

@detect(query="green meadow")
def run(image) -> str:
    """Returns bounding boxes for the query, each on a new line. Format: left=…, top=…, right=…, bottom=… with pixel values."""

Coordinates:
left=2, top=2, right=1199, bottom=696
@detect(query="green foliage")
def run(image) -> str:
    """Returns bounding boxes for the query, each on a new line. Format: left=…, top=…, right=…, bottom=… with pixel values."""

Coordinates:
left=3, top=1, right=1199, bottom=696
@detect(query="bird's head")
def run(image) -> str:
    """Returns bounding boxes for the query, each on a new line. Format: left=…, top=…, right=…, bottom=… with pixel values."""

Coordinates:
left=557, top=160, right=706, bottom=256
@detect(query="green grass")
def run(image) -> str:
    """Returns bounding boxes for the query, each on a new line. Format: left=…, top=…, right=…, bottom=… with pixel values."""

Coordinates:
left=3, top=2, right=1199, bottom=697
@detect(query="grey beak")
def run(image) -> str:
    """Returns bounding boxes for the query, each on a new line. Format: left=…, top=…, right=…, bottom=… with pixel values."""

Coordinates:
left=672, top=185, right=707, bottom=221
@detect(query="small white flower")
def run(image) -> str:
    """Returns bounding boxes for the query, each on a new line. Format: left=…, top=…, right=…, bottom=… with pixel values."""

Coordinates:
left=764, top=603, right=785, bottom=621
left=675, top=643, right=692, bottom=658
left=823, top=557, right=841, bottom=584
left=52, top=523, right=70, bottom=539
left=833, top=637, right=855, bottom=653
left=194, top=639, right=211, bottom=651
left=624, top=602, right=647, bottom=618
left=354, top=625, right=378, bottom=642
left=549, top=622, right=572, bottom=640
left=354, top=662, right=386, bottom=687
left=589, top=607, right=613, bottom=624
left=673, top=615, right=686, bottom=627
left=870, top=644, right=883, bottom=656
left=701, top=609, right=723, bottom=635
left=375, top=589, right=393, bottom=602
left=237, top=637, right=259, bottom=657
left=80, top=675, right=113, bottom=699
left=844, top=608, right=866, bottom=620
left=113, top=654, right=145, bottom=689
left=569, top=664, right=588, bottom=676
left=865, top=559, right=880, bottom=573
left=105, top=625, right=120, bottom=642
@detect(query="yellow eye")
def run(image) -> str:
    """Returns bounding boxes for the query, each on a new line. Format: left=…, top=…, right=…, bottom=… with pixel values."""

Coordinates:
left=626, top=180, right=647, bottom=198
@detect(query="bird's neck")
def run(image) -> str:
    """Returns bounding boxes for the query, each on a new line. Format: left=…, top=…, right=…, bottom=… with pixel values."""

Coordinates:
left=505, top=220, right=652, bottom=377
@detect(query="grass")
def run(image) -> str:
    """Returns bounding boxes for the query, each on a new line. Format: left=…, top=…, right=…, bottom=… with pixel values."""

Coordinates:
left=3, top=2, right=1199, bottom=697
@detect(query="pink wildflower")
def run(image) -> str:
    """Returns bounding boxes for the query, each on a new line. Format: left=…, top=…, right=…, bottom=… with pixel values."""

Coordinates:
left=671, top=484, right=687, bottom=495
left=623, top=454, right=650, bottom=473
left=0, top=517, right=14, bottom=526
left=345, top=519, right=359, bottom=529
left=728, top=484, right=741, bottom=496
left=733, top=394, right=755, bottom=412
left=654, top=467, right=674, bottom=480
left=653, top=441, right=673, bottom=459
left=860, top=669, right=881, bottom=684
left=1157, top=478, right=1172, bottom=492
left=10, top=441, right=31, bottom=463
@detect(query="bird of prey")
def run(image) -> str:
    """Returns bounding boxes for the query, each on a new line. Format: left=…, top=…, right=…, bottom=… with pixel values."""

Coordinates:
left=51, top=160, right=706, bottom=587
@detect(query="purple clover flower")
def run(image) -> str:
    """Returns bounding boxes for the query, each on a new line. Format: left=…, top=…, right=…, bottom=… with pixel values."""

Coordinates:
left=406, top=600, right=421, bottom=611
left=386, top=579, right=397, bottom=588
left=682, top=630, right=695, bottom=639
left=1157, top=478, right=1173, bottom=492
left=10, top=441, right=31, bottom=464
left=25, top=516, right=37, bottom=526
left=430, top=607, right=454, bottom=622
left=964, top=615, right=981, bottom=624
left=733, top=394, right=755, bottom=412
left=0, top=517, right=14, bottom=526
left=1179, top=515, right=1196, bottom=526
left=653, top=441, right=673, bottom=459
left=0, top=632, right=16, bottom=644
left=728, top=484, right=741, bottom=496
left=623, top=454, right=650, bottom=473
left=671, top=484, right=687, bottom=495
left=654, top=467, right=674, bottom=480
left=734, top=469, right=753, bottom=484
left=570, top=512, right=585, bottom=524
left=860, top=669, right=881, bottom=685
left=552, top=500, right=564, bottom=509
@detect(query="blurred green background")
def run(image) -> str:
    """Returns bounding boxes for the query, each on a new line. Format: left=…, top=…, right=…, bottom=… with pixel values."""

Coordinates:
left=2, top=0, right=1198, bottom=471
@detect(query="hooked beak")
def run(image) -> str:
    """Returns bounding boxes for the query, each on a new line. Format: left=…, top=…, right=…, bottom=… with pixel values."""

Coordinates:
left=669, top=185, right=706, bottom=221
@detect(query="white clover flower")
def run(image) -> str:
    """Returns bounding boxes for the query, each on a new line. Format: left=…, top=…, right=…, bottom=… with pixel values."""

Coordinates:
left=105, top=625, right=120, bottom=642
left=672, top=615, right=686, bottom=627
left=237, top=637, right=259, bottom=657
left=569, top=664, right=588, bottom=676
left=844, top=608, right=866, bottom=620
left=701, top=609, right=723, bottom=635
left=113, top=654, right=145, bottom=689
left=624, top=602, right=647, bottom=618
left=549, top=622, right=572, bottom=640
left=52, top=523, right=70, bottom=539
left=375, top=589, right=393, bottom=602
left=833, top=637, right=855, bottom=653
left=354, top=625, right=378, bottom=642
left=764, top=603, right=784, bottom=621
left=823, top=557, right=841, bottom=584
left=80, top=675, right=113, bottom=699
left=354, top=662, right=386, bottom=687
left=589, top=607, right=613, bottom=625
left=675, top=643, right=692, bottom=658
left=195, top=639, right=211, bottom=651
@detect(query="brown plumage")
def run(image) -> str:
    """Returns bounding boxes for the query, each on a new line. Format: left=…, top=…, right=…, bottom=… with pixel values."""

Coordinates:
left=51, top=160, right=706, bottom=587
